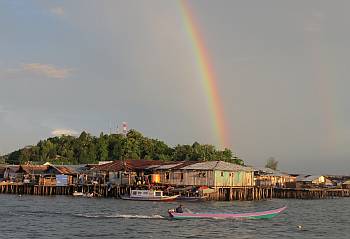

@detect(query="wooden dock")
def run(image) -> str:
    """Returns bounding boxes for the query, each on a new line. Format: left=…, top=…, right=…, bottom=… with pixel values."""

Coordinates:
left=0, top=183, right=127, bottom=198
left=210, top=187, right=274, bottom=201
left=273, top=188, right=350, bottom=199
left=1, top=183, right=349, bottom=200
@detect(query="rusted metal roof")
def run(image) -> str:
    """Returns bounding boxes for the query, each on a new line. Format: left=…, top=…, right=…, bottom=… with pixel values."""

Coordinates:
left=155, top=163, right=184, bottom=170
left=53, top=166, right=76, bottom=174
left=21, top=165, right=48, bottom=174
left=93, top=159, right=169, bottom=172
left=154, top=161, right=197, bottom=170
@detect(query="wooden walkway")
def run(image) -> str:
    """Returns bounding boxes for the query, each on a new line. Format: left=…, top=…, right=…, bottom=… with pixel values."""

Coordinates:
left=0, top=183, right=128, bottom=198
left=274, top=188, right=350, bottom=199
left=1, top=183, right=349, bottom=200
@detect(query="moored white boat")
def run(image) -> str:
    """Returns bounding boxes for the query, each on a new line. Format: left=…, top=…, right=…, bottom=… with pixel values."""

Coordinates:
left=73, top=191, right=94, bottom=198
left=121, top=190, right=179, bottom=201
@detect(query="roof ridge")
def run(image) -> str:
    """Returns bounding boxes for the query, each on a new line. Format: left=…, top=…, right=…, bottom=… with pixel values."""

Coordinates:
left=212, top=160, right=220, bottom=170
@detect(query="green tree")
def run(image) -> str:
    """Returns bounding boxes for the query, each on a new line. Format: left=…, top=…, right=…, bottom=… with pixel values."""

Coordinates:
left=97, top=132, right=108, bottom=161
left=265, top=157, right=278, bottom=170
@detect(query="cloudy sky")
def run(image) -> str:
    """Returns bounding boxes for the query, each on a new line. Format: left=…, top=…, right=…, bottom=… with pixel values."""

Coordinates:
left=1, top=0, right=349, bottom=174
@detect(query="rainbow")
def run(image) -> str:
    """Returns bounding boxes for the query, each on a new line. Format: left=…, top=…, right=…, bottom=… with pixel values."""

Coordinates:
left=179, top=0, right=230, bottom=149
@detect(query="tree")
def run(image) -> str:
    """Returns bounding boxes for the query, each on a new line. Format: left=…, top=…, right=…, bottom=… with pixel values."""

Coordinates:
left=265, top=157, right=278, bottom=170
left=96, top=132, right=108, bottom=161
left=4, top=129, right=245, bottom=165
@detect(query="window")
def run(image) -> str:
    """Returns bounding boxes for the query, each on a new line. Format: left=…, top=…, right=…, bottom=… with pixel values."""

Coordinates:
left=165, top=172, right=170, bottom=180
left=137, top=191, right=142, bottom=195
left=132, top=191, right=137, bottom=195
left=221, top=172, right=224, bottom=177
left=155, top=191, right=162, bottom=197
left=180, top=173, right=184, bottom=181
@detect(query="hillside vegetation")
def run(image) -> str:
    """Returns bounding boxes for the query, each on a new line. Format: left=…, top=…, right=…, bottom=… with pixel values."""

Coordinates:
left=3, top=130, right=243, bottom=165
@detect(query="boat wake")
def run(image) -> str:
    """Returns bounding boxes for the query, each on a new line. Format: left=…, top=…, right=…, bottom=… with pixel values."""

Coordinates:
left=74, top=213, right=165, bottom=220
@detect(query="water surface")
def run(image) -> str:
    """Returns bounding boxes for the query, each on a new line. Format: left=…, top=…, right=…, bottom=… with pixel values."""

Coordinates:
left=0, top=194, right=349, bottom=238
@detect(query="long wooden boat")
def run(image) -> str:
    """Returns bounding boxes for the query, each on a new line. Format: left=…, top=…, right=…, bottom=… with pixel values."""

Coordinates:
left=168, top=206, right=287, bottom=219
left=121, top=190, right=179, bottom=201
left=176, top=196, right=208, bottom=202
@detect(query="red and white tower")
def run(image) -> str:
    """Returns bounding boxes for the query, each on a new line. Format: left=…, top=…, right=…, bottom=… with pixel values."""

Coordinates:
left=122, top=122, right=128, bottom=135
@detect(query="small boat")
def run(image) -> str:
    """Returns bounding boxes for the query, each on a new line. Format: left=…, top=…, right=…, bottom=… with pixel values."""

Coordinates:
left=168, top=206, right=287, bottom=219
left=73, top=191, right=84, bottom=197
left=73, top=191, right=94, bottom=198
left=121, top=189, right=179, bottom=201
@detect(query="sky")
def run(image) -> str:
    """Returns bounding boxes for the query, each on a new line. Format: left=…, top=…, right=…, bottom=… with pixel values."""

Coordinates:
left=0, top=0, right=349, bottom=175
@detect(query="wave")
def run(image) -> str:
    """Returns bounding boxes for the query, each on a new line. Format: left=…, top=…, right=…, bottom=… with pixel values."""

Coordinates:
left=74, top=213, right=165, bottom=219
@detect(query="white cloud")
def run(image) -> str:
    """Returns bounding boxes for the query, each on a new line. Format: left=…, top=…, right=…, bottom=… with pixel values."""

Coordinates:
left=50, top=7, right=65, bottom=16
left=0, top=63, right=73, bottom=79
left=51, top=128, right=78, bottom=136
left=22, top=63, right=72, bottom=79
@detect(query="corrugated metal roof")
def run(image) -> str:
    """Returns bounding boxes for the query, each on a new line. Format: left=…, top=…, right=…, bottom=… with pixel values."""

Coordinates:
left=153, top=161, right=198, bottom=170
left=94, top=160, right=169, bottom=171
left=22, top=165, right=48, bottom=174
left=181, top=161, right=253, bottom=172
left=6, top=165, right=20, bottom=173
left=54, top=166, right=76, bottom=174
left=253, top=167, right=292, bottom=177
left=170, top=161, right=198, bottom=170
left=299, top=175, right=323, bottom=182
left=94, top=160, right=253, bottom=172
left=55, top=164, right=90, bottom=173
left=155, top=163, right=184, bottom=170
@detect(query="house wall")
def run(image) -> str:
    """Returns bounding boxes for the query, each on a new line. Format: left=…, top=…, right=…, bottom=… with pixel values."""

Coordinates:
left=155, top=170, right=254, bottom=187
left=39, top=176, right=56, bottom=186
left=342, top=183, right=350, bottom=189
left=109, top=171, right=137, bottom=185
left=255, top=175, right=296, bottom=187
left=312, top=176, right=325, bottom=184
left=214, top=171, right=254, bottom=187
left=156, top=170, right=215, bottom=187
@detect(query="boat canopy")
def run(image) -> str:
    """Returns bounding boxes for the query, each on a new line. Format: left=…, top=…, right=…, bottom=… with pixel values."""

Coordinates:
left=131, top=190, right=163, bottom=198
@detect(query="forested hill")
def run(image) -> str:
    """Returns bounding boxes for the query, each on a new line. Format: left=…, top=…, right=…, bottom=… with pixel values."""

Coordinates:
left=2, top=130, right=244, bottom=165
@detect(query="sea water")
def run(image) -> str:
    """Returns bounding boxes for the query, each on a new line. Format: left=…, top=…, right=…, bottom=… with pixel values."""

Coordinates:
left=0, top=194, right=349, bottom=238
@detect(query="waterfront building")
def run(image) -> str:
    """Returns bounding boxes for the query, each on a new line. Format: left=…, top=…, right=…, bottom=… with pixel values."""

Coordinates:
left=296, top=175, right=335, bottom=188
left=154, top=161, right=254, bottom=188
left=342, top=180, right=350, bottom=189
left=253, top=167, right=296, bottom=188
left=93, top=159, right=166, bottom=186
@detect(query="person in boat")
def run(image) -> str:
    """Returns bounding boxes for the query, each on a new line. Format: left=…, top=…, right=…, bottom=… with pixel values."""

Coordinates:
left=175, top=204, right=184, bottom=213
